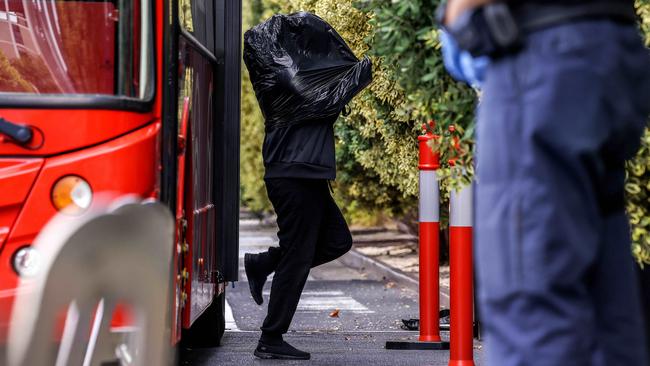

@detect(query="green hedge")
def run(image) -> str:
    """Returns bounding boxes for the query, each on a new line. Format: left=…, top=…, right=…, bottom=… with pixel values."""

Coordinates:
left=240, top=0, right=650, bottom=264
left=240, top=0, right=270, bottom=213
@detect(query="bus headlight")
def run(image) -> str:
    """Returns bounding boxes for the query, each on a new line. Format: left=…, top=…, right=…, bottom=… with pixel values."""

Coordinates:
left=51, top=176, right=93, bottom=214
left=13, top=246, right=41, bottom=277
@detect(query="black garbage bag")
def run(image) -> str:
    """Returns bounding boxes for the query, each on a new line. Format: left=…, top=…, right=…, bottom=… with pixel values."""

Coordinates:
left=243, top=12, right=372, bottom=131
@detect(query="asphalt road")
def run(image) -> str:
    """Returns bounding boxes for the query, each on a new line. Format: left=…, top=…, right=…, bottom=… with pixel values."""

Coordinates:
left=180, top=214, right=484, bottom=366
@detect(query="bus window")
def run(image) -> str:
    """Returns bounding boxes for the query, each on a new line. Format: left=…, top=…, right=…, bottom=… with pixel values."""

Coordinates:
left=0, top=0, right=153, bottom=99
left=178, top=0, right=215, bottom=54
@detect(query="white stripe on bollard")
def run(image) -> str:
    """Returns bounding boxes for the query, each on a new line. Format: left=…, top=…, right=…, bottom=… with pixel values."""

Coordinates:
left=419, top=170, right=440, bottom=223
left=450, top=183, right=473, bottom=227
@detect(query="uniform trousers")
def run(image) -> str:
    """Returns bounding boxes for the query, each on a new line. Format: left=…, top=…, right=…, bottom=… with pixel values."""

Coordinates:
left=476, top=20, right=650, bottom=366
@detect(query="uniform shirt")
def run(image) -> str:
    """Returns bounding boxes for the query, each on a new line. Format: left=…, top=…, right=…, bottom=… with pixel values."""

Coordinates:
left=509, top=0, right=636, bottom=23
left=514, top=0, right=633, bottom=3
left=512, top=0, right=634, bottom=5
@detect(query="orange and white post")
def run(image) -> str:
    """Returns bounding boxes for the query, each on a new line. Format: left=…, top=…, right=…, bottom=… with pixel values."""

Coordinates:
left=386, top=125, right=449, bottom=350
left=449, top=182, right=475, bottom=366
left=417, top=131, right=444, bottom=344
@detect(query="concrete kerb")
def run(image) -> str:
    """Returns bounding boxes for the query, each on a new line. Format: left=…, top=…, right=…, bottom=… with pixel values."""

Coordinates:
left=338, top=249, right=450, bottom=309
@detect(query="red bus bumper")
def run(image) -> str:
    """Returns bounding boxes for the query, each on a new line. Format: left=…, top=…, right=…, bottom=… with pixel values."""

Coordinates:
left=0, top=122, right=160, bottom=343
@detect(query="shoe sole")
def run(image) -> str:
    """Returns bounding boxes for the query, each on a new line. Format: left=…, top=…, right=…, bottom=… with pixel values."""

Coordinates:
left=244, top=254, right=264, bottom=305
left=254, top=350, right=310, bottom=360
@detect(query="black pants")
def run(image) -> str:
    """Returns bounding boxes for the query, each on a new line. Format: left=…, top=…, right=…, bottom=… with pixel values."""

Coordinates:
left=258, top=178, right=352, bottom=341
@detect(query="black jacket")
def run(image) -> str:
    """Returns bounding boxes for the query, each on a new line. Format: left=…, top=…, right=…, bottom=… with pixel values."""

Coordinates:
left=262, top=115, right=337, bottom=180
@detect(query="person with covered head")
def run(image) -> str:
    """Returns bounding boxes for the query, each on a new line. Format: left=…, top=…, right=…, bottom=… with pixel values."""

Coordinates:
left=242, top=12, right=372, bottom=360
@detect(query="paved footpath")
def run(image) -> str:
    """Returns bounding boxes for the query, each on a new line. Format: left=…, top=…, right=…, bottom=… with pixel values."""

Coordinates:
left=180, top=212, right=484, bottom=366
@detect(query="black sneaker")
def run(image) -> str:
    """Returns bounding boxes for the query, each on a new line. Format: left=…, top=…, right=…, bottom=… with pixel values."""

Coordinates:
left=244, top=253, right=266, bottom=305
left=254, top=341, right=311, bottom=360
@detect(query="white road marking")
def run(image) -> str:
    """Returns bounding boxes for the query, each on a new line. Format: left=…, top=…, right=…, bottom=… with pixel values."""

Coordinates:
left=297, top=297, right=373, bottom=313
left=261, top=290, right=374, bottom=314
left=239, top=219, right=264, bottom=227
left=226, top=330, right=419, bottom=334
left=224, top=299, right=239, bottom=331
left=239, top=236, right=277, bottom=246
left=262, top=290, right=344, bottom=296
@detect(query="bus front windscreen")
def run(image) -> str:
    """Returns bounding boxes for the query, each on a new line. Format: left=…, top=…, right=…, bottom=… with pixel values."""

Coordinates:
left=0, top=0, right=152, bottom=99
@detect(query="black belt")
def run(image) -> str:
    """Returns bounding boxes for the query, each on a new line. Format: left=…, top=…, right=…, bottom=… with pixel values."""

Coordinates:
left=443, top=1, right=638, bottom=57
left=515, top=2, right=637, bottom=33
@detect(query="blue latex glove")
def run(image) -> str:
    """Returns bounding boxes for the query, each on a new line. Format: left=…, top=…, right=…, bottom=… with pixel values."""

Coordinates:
left=440, top=30, right=490, bottom=89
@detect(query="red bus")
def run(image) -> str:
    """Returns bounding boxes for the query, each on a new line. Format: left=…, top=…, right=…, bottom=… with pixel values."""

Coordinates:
left=0, top=0, right=241, bottom=348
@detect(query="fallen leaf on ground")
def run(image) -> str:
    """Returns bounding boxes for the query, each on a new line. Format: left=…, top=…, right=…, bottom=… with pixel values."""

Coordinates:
left=385, top=281, right=396, bottom=289
left=329, top=309, right=340, bottom=317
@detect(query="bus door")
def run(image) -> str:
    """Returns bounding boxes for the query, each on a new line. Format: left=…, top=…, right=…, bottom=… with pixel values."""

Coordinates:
left=161, top=0, right=240, bottom=338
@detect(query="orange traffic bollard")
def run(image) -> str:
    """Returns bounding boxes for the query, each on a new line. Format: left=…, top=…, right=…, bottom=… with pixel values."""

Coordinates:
left=386, top=124, right=449, bottom=350
left=417, top=130, right=443, bottom=344
left=449, top=183, right=475, bottom=366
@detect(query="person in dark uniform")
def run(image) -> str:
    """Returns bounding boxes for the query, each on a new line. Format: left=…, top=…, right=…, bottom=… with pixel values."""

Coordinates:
left=442, top=0, right=650, bottom=365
